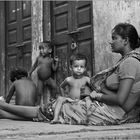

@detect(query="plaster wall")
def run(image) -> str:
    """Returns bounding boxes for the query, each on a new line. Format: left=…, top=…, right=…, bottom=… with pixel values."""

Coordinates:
left=93, top=0, right=140, bottom=73
left=31, top=0, right=43, bottom=64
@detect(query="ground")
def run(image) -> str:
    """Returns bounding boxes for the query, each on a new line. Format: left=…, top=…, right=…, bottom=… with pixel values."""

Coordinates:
left=0, top=119, right=140, bottom=140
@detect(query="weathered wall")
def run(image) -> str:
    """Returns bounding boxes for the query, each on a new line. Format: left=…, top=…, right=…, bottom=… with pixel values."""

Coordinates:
left=93, top=0, right=140, bottom=73
left=31, top=0, right=43, bottom=64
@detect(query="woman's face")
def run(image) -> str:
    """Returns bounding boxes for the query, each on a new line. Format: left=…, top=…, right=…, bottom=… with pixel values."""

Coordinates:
left=110, top=31, right=125, bottom=54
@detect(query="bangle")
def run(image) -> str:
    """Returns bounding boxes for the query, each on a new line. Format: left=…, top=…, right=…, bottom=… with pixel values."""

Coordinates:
left=95, top=93, right=103, bottom=101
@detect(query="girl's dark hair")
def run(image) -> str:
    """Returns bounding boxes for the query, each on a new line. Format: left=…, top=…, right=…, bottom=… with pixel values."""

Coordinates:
left=10, top=67, right=28, bottom=82
left=112, top=23, right=140, bottom=49
left=70, top=53, right=88, bottom=67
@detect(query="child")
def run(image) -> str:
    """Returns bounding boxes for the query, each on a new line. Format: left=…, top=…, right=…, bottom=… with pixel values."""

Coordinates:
left=51, top=53, right=92, bottom=124
left=6, top=67, right=37, bottom=106
left=28, top=41, right=59, bottom=105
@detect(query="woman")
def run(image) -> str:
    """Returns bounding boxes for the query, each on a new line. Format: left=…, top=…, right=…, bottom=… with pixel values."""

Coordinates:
left=0, top=23, right=140, bottom=125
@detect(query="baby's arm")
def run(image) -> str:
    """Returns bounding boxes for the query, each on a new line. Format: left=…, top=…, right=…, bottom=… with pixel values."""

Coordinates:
left=28, top=57, right=38, bottom=77
left=51, top=57, right=59, bottom=71
left=6, top=83, right=15, bottom=103
left=60, top=78, right=69, bottom=97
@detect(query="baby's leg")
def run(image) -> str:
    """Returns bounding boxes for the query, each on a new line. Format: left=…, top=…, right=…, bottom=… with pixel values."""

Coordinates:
left=46, top=78, right=60, bottom=99
left=43, top=85, right=50, bottom=105
left=36, top=79, right=44, bottom=105
left=51, top=96, right=65, bottom=124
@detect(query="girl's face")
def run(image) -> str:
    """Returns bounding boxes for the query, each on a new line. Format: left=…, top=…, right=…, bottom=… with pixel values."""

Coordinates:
left=71, top=59, right=86, bottom=77
left=110, top=31, right=125, bottom=54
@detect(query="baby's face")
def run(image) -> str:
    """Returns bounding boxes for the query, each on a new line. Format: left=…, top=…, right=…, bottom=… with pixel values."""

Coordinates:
left=39, top=44, right=50, bottom=56
left=72, top=59, right=86, bottom=76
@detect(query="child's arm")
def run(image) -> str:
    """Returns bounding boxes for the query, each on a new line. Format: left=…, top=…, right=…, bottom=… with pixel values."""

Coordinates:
left=51, top=57, right=59, bottom=71
left=28, top=57, right=38, bottom=77
left=6, top=83, right=15, bottom=103
left=60, top=78, right=69, bottom=97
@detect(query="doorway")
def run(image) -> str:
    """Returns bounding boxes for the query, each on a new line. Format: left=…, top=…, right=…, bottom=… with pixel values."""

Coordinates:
left=51, top=1, right=94, bottom=84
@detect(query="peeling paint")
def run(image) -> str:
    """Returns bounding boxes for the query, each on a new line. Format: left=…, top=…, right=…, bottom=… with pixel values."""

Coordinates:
left=93, top=0, right=140, bottom=73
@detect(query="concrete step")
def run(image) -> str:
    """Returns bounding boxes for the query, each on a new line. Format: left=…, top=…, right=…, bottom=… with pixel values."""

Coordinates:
left=0, top=119, right=140, bottom=140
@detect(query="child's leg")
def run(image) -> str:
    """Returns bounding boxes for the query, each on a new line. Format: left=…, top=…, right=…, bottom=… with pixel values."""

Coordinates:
left=51, top=96, right=65, bottom=123
left=85, top=96, right=92, bottom=111
left=85, top=96, right=92, bottom=124
left=0, top=101, right=39, bottom=119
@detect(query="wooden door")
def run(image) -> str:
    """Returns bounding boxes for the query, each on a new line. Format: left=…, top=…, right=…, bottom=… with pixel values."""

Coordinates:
left=51, top=1, right=94, bottom=85
left=5, top=1, right=31, bottom=94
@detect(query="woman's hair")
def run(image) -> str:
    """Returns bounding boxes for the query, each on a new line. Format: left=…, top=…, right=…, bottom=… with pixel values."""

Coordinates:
left=10, top=67, right=28, bottom=82
left=70, top=53, right=88, bottom=67
left=112, top=23, right=140, bottom=49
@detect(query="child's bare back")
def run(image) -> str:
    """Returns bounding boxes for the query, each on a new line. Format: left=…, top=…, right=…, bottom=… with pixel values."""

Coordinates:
left=6, top=67, right=37, bottom=106
left=13, top=78, right=37, bottom=105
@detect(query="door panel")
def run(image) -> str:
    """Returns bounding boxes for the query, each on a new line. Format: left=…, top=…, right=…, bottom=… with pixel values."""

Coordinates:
left=76, top=1, right=93, bottom=76
left=51, top=1, right=93, bottom=85
left=51, top=1, right=70, bottom=85
left=5, top=1, right=31, bottom=95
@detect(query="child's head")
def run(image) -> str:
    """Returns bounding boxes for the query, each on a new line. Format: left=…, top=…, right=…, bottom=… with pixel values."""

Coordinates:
left=10, top=67, right=28, bottom=82
left=39, top=41, right=52, bottom=56
left=70, top=53, right=88, bottom=77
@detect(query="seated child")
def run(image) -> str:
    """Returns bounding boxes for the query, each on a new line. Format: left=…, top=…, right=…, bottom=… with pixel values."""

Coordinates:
left=6, top=67, right=37, bottom=106
left=51, top=53, right=92, bottom=124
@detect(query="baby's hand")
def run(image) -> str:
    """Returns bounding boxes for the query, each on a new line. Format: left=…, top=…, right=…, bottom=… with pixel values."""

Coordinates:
left=54, top=56, right=59, bottom=62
